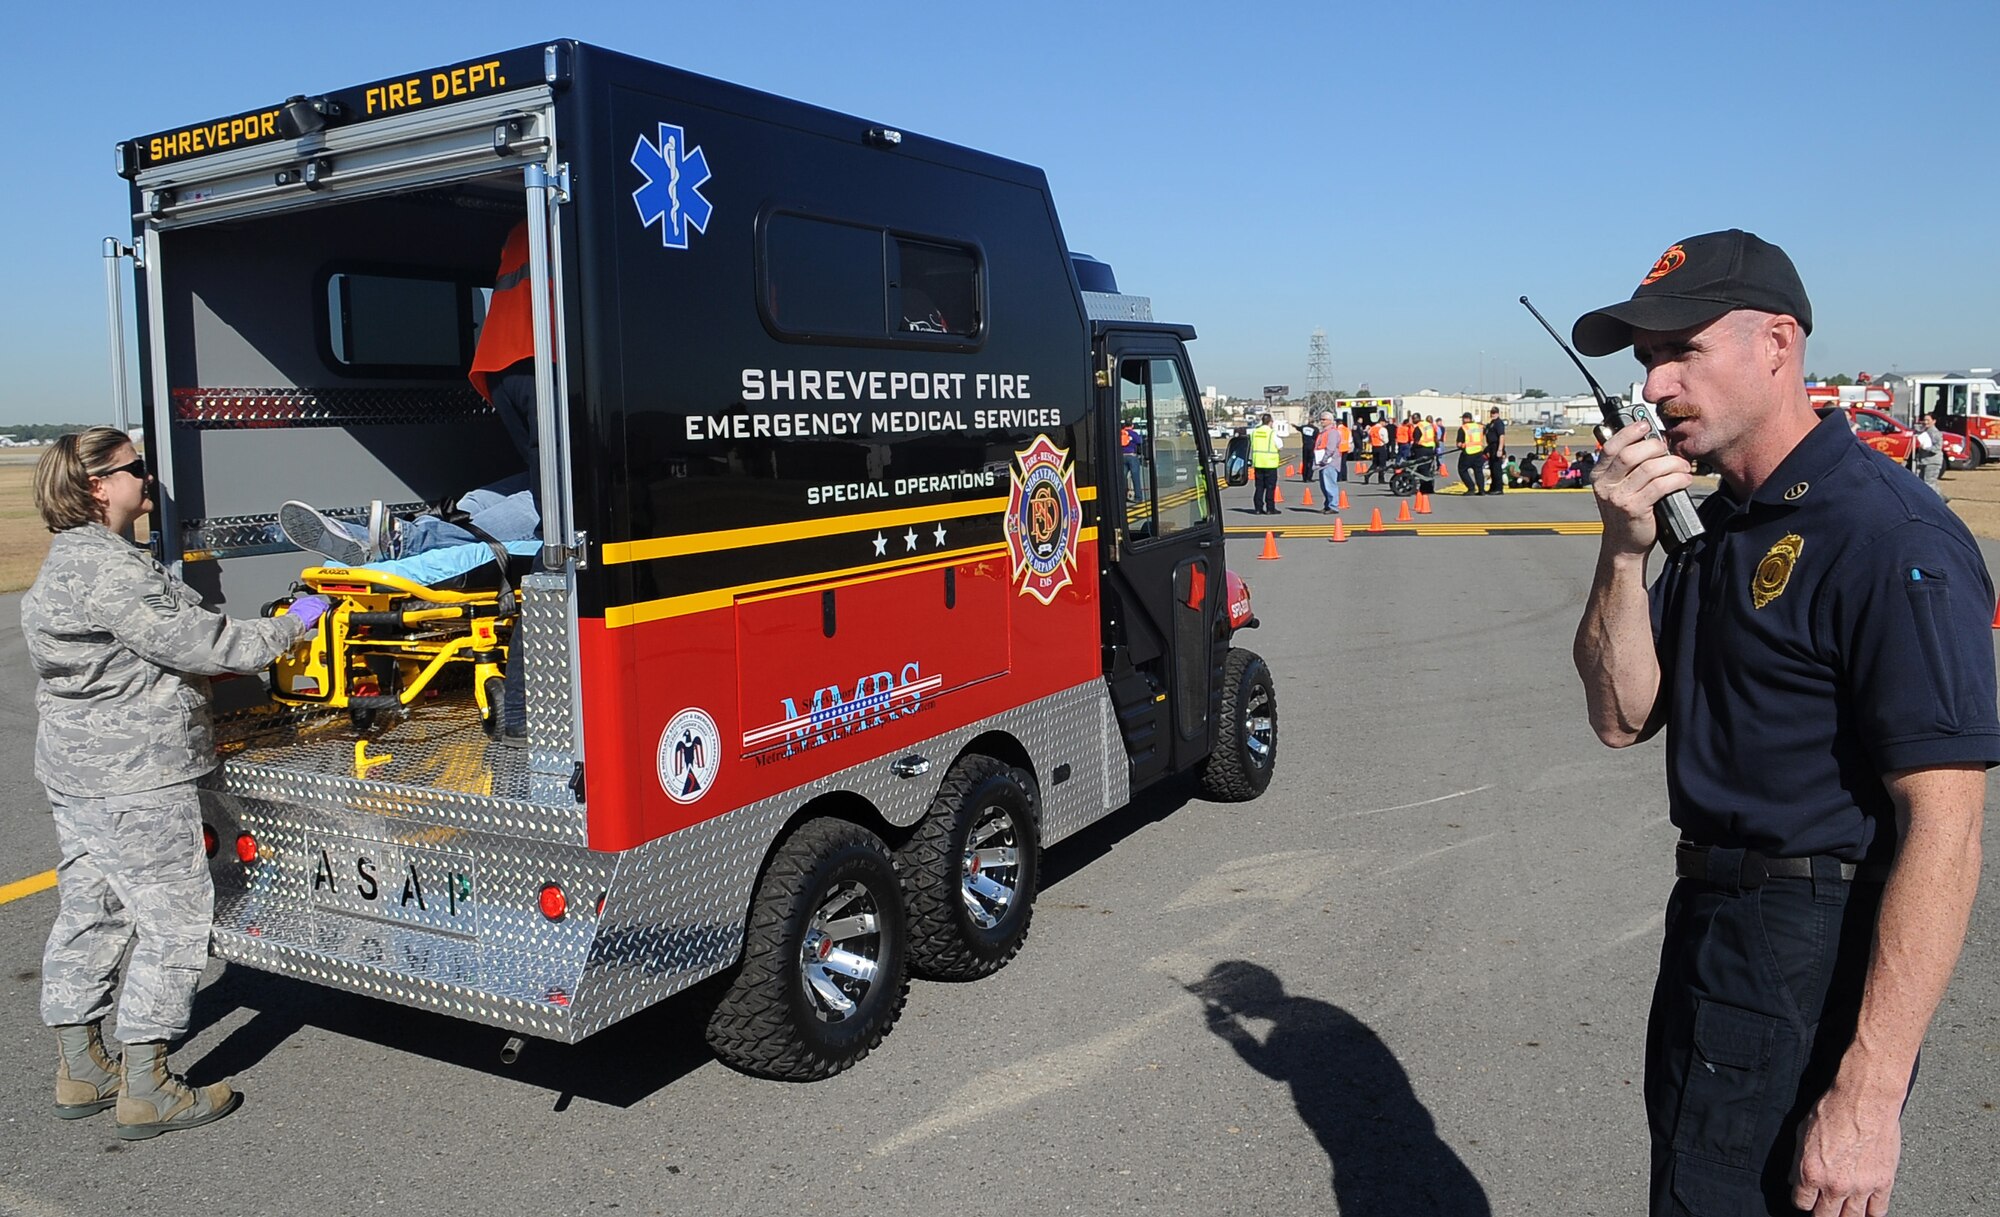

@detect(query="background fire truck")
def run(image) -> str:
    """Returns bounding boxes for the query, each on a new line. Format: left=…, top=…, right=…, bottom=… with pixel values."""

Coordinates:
left=1910, top=373, right=2000, bottom=468
left=107, top=40, right=1277, bottom=1080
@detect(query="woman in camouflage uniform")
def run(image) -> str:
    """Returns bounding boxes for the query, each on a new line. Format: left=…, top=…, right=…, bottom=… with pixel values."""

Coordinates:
left=21, top=427, right=326, bottom=1140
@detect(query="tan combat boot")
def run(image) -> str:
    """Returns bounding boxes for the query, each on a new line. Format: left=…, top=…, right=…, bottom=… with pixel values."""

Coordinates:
left=115, top=1042, right=241, bottom=1140
left=53, top=1024, right=120, bottom=1119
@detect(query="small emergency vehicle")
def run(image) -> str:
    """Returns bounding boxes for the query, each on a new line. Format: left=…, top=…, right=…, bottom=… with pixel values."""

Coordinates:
left=1909, top=374, right=2000, bottom=468
left=1813, top=404, right=1969, bottom=469
left=106, top=41, right=1275, bottom=1077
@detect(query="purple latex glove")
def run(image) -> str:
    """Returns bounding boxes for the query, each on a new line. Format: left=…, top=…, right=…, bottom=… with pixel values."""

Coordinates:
left=287, top=594, right=332, bottom=634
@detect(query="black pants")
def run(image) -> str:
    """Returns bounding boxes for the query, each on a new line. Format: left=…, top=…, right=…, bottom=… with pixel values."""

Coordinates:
left=485, top=361, right=538, bottom=736
left=1645, top=854, right=1886, bottom=1216
left=1253, top=467, right=1277, bottom=513
left=1460, top=455, right=1486, bottom=494
left=1413, top=446, right=1436, bottom=492
left=1487, top=453, right=1506, bottom=493
left=1366, top=448, right=1389, bottom=483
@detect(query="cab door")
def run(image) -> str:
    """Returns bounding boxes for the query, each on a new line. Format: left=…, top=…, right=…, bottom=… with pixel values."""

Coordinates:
left=1098, top=336, right=1224, bottom=786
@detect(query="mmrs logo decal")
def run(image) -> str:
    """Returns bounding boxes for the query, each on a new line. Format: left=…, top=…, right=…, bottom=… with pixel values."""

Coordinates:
left=631, top=122, right=713, bottom=250
left=657, top=707, right=721, bottom=803
left=1005, top=434, right=1082, bottom=605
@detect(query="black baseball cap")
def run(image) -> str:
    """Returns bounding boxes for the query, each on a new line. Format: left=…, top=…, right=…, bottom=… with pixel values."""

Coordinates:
left=1571, top=229, right=1812, bottom=356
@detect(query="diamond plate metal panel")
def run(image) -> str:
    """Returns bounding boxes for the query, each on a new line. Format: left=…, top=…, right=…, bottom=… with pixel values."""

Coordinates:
left=518, top=574, right=578, bottom=803
left=212, top=697, right=588, bottom=846
left=172, top=386, right=493, bottom=429
left=181, top=503, right=429, bottom=563
left=202, top=678, right=1131, bottom=1042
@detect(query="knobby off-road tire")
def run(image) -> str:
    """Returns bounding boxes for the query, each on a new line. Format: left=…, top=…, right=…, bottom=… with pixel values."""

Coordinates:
left=1389, top=469, right=1417, bottom=498
left=705, top=818, right=909, bottom=1081
left=1200, top=648, right=1277, bottom=802
left=898, top=758, right=1041, bottom=981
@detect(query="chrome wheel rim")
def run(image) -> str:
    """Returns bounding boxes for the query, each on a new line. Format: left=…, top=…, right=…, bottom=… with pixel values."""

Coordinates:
left=960, top=806, right=1021, bottom=930
left=1244, top=682, right=1275, bottom=770
left=798, top=880, right=883, bottom=1022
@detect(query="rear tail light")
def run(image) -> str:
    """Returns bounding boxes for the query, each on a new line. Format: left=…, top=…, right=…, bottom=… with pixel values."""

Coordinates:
left=202, top=825, right=218, bottom=857
left=538, top=883, right=567, bottom=921
left=234, top=833, right=259, bottom=864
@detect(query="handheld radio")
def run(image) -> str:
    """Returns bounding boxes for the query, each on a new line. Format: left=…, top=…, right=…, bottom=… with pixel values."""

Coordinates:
left=1518, top=296, right=1704, bottom=550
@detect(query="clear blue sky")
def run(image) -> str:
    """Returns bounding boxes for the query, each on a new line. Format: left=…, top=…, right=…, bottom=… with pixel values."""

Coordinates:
left=4, top=0, right=1994, bottom=425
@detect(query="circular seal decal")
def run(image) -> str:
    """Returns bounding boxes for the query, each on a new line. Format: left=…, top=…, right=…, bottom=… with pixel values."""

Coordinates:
left=1751, top=534, right=1804, bottom=610
left=657, top=707, right=721, bottom=804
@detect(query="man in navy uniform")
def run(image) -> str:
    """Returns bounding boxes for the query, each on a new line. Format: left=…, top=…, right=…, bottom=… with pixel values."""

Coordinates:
left=1571, top=229, right=1995, bottom=1217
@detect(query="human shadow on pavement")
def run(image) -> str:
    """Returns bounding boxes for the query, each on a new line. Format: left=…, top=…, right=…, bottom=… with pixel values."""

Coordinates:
left=1188, top=961, right=1492, bottom=1216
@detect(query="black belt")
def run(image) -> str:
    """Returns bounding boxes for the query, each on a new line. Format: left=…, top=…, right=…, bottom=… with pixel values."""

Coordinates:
left=1675, top=842, right=1890, bottom=888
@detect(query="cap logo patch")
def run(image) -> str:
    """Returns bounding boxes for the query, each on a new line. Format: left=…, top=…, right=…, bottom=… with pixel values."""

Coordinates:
left=1751, top=533, right=1804, bottom=609
left=1641, top=244, right=1687, bottom=286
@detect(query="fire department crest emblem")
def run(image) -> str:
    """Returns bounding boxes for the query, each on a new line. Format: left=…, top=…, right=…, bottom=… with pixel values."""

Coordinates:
left=1005, top=434, right=1082, bottom=605
left=657, top=707, right=721, bottom=804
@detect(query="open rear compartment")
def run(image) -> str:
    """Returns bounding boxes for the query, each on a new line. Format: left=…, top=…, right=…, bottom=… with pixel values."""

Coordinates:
left=156, top=175, right=582, bottom=805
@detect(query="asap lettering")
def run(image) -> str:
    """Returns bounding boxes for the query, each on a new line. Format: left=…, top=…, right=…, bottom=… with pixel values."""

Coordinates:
left=147, top=111, right=280, bottom=165
left=364, top=59, right=508, bottom=116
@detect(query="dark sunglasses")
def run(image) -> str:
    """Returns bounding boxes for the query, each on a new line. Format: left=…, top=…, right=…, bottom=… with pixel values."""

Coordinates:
left=93, top=457, right=149, bottom=481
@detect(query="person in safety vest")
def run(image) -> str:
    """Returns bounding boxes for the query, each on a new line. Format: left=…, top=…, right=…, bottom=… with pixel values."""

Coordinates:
left=1412, top=415, right=1438, bottom=494
left=1336, top=416, right=1353, bottom=483
left=1249, top=413, right=1282, bottom=514
left=1120, top=421, right=1144, bottom=503
left=1395, top=416, right=1414, bottom=461
left=1366, top=418, right=1392, bottom=484
left=1457, top=412, right=1488, bottom=494
left=1312, top=414, right=1341, bottom=513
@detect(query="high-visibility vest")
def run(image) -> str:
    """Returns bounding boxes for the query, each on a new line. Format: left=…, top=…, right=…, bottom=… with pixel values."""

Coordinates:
left=1416, top=420, right=1437, bottom=446
left=1461, top=423, right=1486, bottom=455
left=1249, top=425, right=1282, bottom=468
left=1395, top=422, right=1413, bottom=444
left=1338, top=424, right=1353, bottom=453
left=1370, top=423, right=1390, bottom=449
left=469, top=219, right=536, bottom=401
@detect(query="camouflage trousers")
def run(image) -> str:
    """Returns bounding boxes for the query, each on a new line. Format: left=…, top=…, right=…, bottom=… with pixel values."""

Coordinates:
left=41, top=781, right=212, bottom=1044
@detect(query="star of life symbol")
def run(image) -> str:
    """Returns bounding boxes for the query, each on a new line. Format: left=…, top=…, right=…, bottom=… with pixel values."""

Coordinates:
left=657, top=707, right=721, bottom=804
left=1004, top=435, right=1082, bottom=605
left=631, top=122, right=713, bottom=250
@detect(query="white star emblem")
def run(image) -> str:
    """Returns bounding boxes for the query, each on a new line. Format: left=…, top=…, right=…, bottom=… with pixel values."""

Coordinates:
left=933, top=523, right=948, bottom=546
left=872, top=532, right=887, bottom=557
left=904, top=528, right=919, bottom=552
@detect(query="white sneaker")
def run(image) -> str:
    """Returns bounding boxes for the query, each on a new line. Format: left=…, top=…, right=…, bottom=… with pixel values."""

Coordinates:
left=365, top=500, right=388, bottom=560
left=279, top=501, right=371, bottom=566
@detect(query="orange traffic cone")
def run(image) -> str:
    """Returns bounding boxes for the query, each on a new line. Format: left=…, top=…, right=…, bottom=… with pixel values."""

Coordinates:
left=1439, top=460, right=1451, bottom=480
left=1337, top=487, right=1350, bottom=510
left=1302, top=486, right=1314, bottom=507
left=1273, top=482, right=1285, bottom=505
left=1367, top=508, right=1385, bottom=533
left=1328, top=516, right=1348, bottom=542
left=1397, top=499, right=1413, bottom=522
left=1257, top=530, right=1281, bottom=560
left=1415, top=491, right=1431, bottom=514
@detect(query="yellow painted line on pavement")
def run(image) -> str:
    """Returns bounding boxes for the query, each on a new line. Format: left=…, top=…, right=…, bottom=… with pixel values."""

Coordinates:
left=0, top=869, right=57, bottom=905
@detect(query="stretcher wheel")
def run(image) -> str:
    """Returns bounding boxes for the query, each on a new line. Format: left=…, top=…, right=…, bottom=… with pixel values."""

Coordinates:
left=706, top=818, right=909, bottom=1080
left=481, top=675, right=506, bottom=737
left=1199, top=648, right=1276, bottom=802
left=896, top=757, right=1040, bottom=980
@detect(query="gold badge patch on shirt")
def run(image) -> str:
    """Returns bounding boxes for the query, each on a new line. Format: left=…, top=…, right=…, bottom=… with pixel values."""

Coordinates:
left=1751, top=534, right=1804, bottom=609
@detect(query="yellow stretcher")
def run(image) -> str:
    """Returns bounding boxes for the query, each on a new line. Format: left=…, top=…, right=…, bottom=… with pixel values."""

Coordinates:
left=269, top=565, right=519, bottom=731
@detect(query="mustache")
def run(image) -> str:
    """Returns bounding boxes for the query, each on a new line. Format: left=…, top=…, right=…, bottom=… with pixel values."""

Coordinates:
left=1658, top=405, right=1699, bottom=421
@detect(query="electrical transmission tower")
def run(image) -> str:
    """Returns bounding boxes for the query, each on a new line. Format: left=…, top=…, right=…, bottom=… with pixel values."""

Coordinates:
left=1306, top=328, right=1334, bottom=418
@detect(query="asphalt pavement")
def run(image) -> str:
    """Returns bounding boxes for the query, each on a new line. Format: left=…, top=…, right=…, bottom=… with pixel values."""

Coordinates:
left=0, top=473, right=1994, bottom=1215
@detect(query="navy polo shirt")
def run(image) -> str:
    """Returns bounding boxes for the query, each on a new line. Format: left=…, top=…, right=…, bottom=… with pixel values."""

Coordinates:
left=1650, top=412, right=2000, bottom=862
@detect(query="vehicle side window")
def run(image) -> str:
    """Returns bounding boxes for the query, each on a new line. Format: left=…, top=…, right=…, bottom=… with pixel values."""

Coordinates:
left=1853, top=411, right=1893, bottom=434
left=320, top=268, right=484, bottom=377
left=761, top=212, right=982, bottom=344
left=1117, top=357, right=1210, bottom=541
